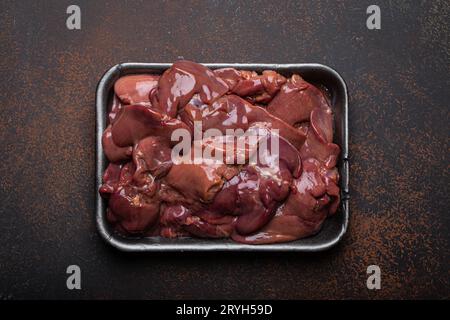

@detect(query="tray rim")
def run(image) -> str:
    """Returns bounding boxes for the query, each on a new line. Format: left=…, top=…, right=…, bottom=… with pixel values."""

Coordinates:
left=96, top=62, right=349, bottom=252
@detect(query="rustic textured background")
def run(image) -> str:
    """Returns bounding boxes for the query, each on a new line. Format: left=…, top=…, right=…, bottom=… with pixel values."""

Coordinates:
left=0, top=0, right=448, bottom=299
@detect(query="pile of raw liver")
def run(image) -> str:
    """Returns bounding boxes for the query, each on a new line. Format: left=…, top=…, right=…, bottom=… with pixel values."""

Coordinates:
left=99, top=61, right=340, bottom=244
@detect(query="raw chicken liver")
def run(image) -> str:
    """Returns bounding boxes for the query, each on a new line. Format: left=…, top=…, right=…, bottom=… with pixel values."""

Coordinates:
left=100, top=61, right=340, bottom=244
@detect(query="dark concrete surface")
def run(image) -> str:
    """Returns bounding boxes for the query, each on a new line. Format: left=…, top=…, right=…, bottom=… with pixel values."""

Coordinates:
left=0, top=0, right=448, bottom=299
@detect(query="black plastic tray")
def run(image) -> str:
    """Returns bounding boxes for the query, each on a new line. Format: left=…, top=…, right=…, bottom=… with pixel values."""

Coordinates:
left=96, top=63, right=349, bottom=252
